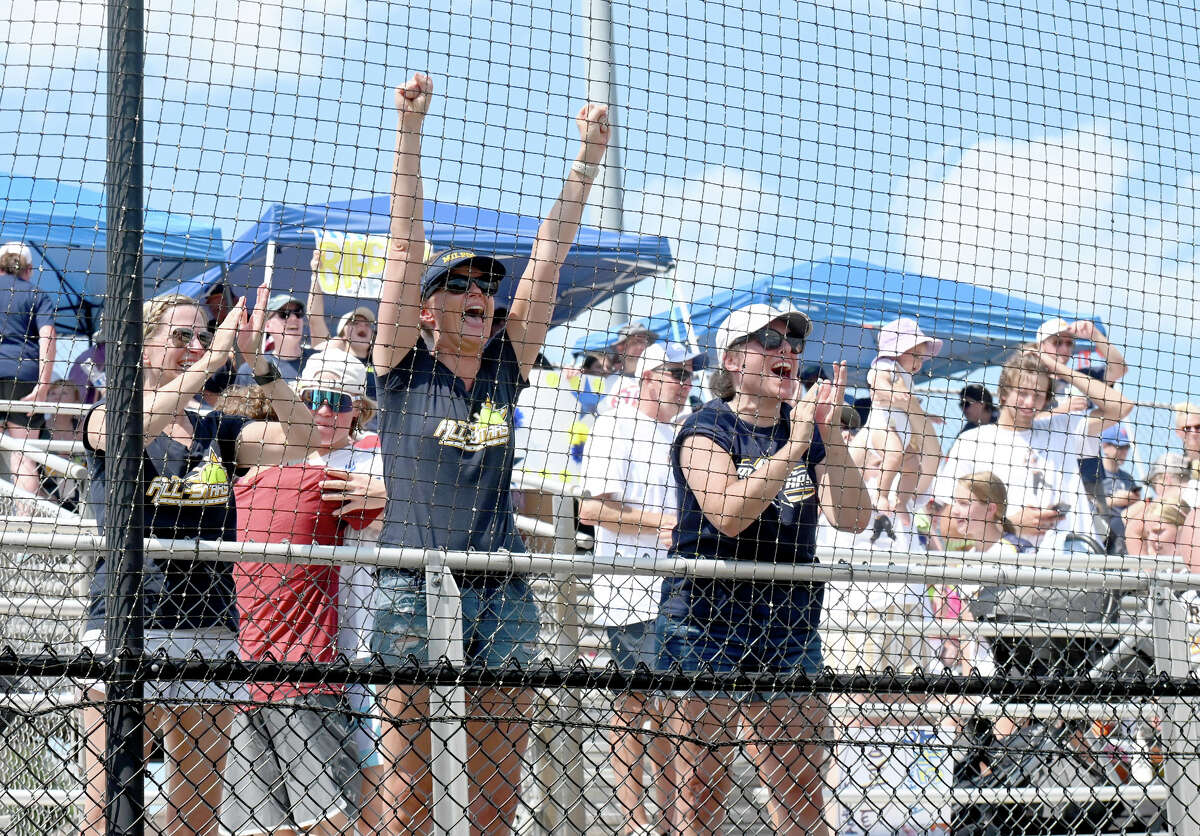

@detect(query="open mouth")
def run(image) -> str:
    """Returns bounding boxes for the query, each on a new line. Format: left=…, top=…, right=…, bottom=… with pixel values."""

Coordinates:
left=770, top=360, right=794, bottom=379
left=462, top=302, right=487, bottom=328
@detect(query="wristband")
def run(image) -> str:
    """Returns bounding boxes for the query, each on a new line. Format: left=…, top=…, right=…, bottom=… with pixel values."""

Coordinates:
left=252, top=363, right=282, bottom=386
left=571, top=160, right=601, bottom=180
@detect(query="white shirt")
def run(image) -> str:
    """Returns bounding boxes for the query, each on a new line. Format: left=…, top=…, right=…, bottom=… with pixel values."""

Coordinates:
left=932, top=412, right=1094, bottom=550
left=311, top=437, right=384, bottom=658
left=580, top=402, right=678, bottom=626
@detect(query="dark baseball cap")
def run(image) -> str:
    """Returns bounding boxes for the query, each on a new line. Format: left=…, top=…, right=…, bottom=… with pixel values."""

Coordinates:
left=420, top=250, right=506, bottom=299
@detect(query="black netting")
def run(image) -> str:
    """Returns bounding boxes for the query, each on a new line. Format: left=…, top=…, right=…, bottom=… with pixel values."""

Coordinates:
left=3, top=1, right=1200, bottom=834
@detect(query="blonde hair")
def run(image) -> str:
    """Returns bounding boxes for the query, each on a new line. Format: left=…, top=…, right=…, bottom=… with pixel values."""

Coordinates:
left=957, top=470, right=1018, bottom=536
left=143, top=294, right=206, bottom=342
left=351, top=397, right=376, bottom=435
left=1173, top=402, right=1200, bottom=431
left=1146, top=500, right=1188, bottom=528
left=214, top=385, right=278, bottom=421
left=997, top=351, right=1055, bottom=406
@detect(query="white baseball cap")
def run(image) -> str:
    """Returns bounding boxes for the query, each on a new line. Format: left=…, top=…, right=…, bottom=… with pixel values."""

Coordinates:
left=296, top=347, right=367, bottom=399
left=1035, top=317, right=1074, bottom=345
left=635, top=342, right=702, bottom=380
left=715, top=303, right=812, bottom=357
left=0, top=242, right=34, bottom=272
left=337, top=306, right=377, bottom=336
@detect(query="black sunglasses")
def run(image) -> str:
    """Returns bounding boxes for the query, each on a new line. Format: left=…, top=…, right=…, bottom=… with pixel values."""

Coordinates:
left=741, top=327, right=805, bottom=353
left=657, top=365, right=693, bottom=383
left=432, top=273, right=502, bottom=297
left=273, top=307, right=305, bottom=320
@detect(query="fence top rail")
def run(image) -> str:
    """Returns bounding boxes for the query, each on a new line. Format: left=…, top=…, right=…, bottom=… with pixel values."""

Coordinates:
left=3, top=530, right=1197, bottom=591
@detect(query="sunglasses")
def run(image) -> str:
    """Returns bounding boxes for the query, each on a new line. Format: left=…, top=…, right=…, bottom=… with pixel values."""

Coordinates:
left=741, top=327, right=805, bottom=353
left=168, top=327, right=214, bottom=350
left=301, top=389, right=356, bottom=413
left=657, top=365, right=693, bottom=383
left=273, top=307, right=305, bottom=320
left=431, top=273, right=502, bottom=297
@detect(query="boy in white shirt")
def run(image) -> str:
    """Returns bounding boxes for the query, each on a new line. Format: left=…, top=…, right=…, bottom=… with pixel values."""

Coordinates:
left=932, top=349, right=1133, bottom=552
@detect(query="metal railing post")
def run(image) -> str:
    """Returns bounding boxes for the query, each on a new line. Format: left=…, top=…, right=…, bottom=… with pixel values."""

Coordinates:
left=426, top=552, right=470, bottom=836
left=1150, top=581, right=1200, bottom=836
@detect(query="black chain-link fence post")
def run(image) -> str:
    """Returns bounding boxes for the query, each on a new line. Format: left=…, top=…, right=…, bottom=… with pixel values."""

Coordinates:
left=104, top=0, right=146, bottom=833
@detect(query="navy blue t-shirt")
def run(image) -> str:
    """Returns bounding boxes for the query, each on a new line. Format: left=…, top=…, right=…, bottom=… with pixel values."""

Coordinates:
left=376, top=333, right=528, bottom=583
left=663, top=399, right=826, bottom=625
left=233, top=348, right=316, bottom=388
left=85, top=408, right=250, bottom=631
left=0, top=275, right=54, bottom=381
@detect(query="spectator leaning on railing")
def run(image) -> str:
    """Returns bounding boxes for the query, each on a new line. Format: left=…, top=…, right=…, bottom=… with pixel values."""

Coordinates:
left=365, top=72, right=610, bottom=835
left=661, top=303, right=869, bottom=836
left=78, top=286, right=317, bottom=836
left=0, top=241, right=56, bottom=498
left=932, top=349, right=1133, bottom=553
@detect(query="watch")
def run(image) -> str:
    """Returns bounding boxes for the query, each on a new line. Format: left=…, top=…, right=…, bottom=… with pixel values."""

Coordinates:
left=252, top=363, right=282, bottom=386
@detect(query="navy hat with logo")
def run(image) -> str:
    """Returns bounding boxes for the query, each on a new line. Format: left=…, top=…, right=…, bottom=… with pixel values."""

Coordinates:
left=420, top=250, right=507, bottom=299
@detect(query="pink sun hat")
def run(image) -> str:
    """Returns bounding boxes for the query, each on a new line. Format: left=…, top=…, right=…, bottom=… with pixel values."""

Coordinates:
left=876, top=318, right=943, bottom=360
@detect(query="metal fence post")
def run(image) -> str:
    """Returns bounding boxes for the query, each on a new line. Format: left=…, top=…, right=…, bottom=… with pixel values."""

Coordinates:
left=104, top=0, right=146, bottom=834
left=548, top=491, right=587, bottom=835
left=426, top=552, right=470, bottom=836
left=1150, top=581, right=1200, bottom=836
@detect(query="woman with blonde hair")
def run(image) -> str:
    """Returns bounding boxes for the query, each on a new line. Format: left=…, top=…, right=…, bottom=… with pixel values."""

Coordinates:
left=80, top=286, right=317, bottom=836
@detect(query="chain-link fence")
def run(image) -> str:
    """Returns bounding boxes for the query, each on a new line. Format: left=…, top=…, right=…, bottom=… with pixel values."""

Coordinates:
left=5, top=0, right=1200, bottom=834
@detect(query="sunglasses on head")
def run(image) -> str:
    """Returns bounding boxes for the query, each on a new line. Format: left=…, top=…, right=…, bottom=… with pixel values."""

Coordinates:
left=741, top=327, right=805, bottom=353
left=656, top=365, right=693, bottom=383
left=168, top=327, right=214, bottom=350
left=431, top=273, right=502, bottom=297
left=300, top=389, right=356, bottom=413
left=273, top=307, right=305, bottom=320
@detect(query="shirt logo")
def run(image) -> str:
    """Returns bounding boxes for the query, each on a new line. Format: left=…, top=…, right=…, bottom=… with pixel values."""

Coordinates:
left=433, top=401, right=512, bottom=452
left=146, top=450, right=231, bottom=507
left=781, top=464, right=816, bottom=505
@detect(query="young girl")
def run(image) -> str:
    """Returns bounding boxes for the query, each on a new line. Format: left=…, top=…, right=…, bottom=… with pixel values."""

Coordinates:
left=851, top=318, right=943, bottom=528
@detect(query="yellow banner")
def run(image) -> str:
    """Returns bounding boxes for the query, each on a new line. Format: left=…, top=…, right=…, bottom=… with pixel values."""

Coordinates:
left=312, top=233, right=435, bottom=299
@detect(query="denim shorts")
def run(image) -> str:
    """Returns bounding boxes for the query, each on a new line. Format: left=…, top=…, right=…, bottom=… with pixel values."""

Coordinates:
left=659, top=613, right=823, bottom=702
left=368, top=571, right=541, bottom=668
left=606, top=617, right=661, bottom=671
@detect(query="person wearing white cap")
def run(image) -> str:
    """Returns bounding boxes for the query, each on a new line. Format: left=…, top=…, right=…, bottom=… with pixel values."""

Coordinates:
left=367, top=73, right=610, bottom=833
left=0, top=241, right=56, bottom=497
left=307, top=249, right=379, bottom=365
left=849, top=317, right=943, bottom=528
left=222, top=345, right=388, bottom=836
left=1034, top=317, right=1128, bottom=423
left=578, top=341, right=696, bottom=835
left=661, top=302, right=869, bottom=836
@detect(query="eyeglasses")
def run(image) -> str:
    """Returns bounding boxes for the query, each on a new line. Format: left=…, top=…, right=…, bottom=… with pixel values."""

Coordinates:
left=657, top=366, right=693, bottom=383
left=742, top=327, right=805, bottom=353
left=435, top=273, right=502, bottom=297
left=168, top=327, right=214, bottom=350
left=301, top=389, right=356, bottom=413
left=273, top=307, right=305, bottom=320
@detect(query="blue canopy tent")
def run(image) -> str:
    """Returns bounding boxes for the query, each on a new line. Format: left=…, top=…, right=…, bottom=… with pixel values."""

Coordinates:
left=0, top=173, right=226, bottom=334
left=574, top=258, right=1105, bottom=387
left=168, top=197, right=674, bottom=330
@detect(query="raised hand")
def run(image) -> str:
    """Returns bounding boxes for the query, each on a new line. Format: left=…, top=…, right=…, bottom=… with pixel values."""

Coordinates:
left=209, top=298, right=246, bottom=366
left=814, top=361, right=849, bottom=440
left=395, top=72, right=433, bottom=126
left=788, top=376, right=820, bottom=451
left=1066, top=319, right=1098, bottom=342
left=236, top=285, right=270, bottom=364
left=576, top=103, right=611, bottom=165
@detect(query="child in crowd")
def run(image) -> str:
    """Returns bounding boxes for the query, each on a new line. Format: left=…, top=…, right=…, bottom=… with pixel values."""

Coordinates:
left=221, top=347, right=386, bottom=836
left=1125, top=453, right=1191, bottom=556
left=850, top=317, right=944, bottom=528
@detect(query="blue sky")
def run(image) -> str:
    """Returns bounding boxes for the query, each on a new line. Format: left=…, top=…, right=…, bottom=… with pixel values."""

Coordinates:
left=3, top=0, right=1199, bottom=467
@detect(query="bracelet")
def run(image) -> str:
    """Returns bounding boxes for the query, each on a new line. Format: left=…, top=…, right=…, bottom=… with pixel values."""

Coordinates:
left=252, top=363, right=282, bottom=386
left=571, top=160, right=601, bottom=180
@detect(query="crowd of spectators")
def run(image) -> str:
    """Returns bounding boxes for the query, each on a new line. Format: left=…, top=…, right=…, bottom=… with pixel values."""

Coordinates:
left=4, top=74, right=1200, bottom=836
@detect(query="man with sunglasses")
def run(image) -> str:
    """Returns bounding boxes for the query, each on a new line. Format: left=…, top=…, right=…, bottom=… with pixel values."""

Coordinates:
left=578, top=341, right=696, bottom=835
left=234, top=293, right=314, bottom=387
left=366, top=72, right=610, bottom=835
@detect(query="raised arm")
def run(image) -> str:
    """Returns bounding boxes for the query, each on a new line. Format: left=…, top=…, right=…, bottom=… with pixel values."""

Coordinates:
left=233, top=284, right=319, bottom=468
left=85, top=301, right=244, bottom=453
left=307, top=249, right=331, bottom=349
left=373, top=73, right=432, bottom=376
left=506, top=104, right=611, bottom=377
left=814, top=364, right=872, bottom=532
left=1068, top=320, right=1128, bottom=383
left=1038, top=349, right=1133, bottom=425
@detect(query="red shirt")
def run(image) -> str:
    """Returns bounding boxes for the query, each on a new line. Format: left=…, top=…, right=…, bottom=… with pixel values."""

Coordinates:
left=234, top=463, right=381, bottom=702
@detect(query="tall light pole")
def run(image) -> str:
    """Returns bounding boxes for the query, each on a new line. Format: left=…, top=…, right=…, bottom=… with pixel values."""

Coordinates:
left=583, top=0, right=629, bottom=325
